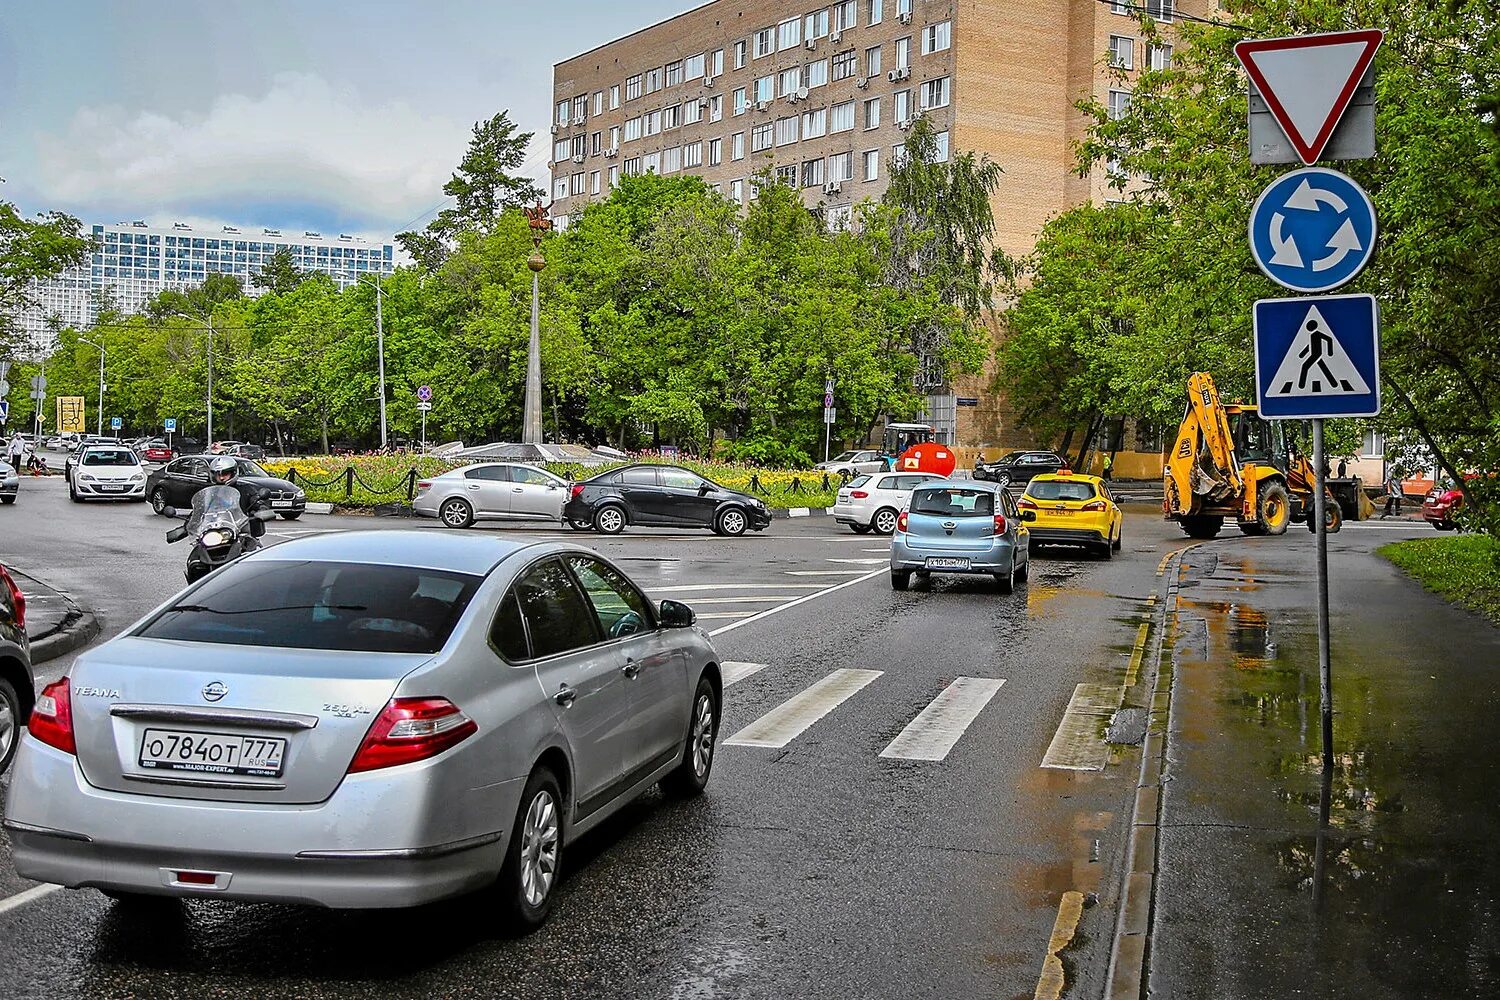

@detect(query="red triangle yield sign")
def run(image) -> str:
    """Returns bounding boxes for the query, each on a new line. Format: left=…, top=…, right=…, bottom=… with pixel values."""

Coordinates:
left=1234, top=29, right=1384, bottom=164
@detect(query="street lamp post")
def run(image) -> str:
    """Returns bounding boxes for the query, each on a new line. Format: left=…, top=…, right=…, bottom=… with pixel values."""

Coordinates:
left=173, top=311, right=214, bottom=446
left=522, top=202, right=552, bottom=445
left=79, top=336, right=106, bottom=436
left=356, top=274, right=388, bottom=450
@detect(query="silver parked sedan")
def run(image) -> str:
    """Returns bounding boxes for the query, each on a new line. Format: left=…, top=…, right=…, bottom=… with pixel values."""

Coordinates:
left=3, top=531, right=723, bottom=928
left=889, top=480, right=1032, bottom=593
left=0, top=460, right=18, bottom=504
left=414, top=462, right=573, bottom=529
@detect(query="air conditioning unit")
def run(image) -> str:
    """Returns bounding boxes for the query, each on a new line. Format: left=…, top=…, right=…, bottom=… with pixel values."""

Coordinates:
left=605, top=147, right=619, bottom=158
left=831, top=29, right=842, bottom=42
left=856, top=76, right=868, bottom=89
left=823, top=181, right=843, bottom=195
left=572, top=115, right=585, bottom=126
left=551, top=124, right=560, bottom=135
left=899, top=10, right=913, bottom=23
left=805, top=38, right=817, bottom=50
left=888, top=69, right=900, bottom=82
left=572, top=154, right=585, bottom=164
left=704, top=76, right=715, bottom=87
left=787, top=92, right=800, bottom=104
left=755, top=100, right=770, bottom=111
left=897, top=67, right=912, bottom=80
left=699, top=98, right=710, bottom=109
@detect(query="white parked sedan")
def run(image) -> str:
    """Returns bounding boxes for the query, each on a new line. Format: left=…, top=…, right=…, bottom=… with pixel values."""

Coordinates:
left=831, top=472, right=944, bottom=534
left=415, top=462, right=573, bottom=529
left=69, top=446, right=148, bottom=503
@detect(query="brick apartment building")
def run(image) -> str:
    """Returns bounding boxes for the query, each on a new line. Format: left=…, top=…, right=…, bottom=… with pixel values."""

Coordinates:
left=552, top=0, right=1200, bottom=465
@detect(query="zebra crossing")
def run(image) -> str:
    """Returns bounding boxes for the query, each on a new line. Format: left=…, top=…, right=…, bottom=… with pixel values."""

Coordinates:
left=719, top=663, right=1011, bottom=763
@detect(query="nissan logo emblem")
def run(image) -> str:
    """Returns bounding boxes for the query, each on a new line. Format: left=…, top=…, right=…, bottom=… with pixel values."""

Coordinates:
left=201, top=681, right=229, bottom=702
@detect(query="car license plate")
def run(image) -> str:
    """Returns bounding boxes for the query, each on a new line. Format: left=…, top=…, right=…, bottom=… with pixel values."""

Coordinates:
left=925, top=556, right=971, bottom=570
left=270, top=500, right=294, bottom=508
left=139, top=729, right=286, bottom=778
left=100, top=484, right=124, bottom=492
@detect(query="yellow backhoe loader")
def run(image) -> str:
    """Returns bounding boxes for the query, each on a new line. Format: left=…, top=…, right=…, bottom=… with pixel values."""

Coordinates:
left=1164, top=372, right=1341, bottom=539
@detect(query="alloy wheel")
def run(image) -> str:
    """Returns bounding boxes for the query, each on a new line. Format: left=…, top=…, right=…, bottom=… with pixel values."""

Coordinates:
left=0, top=694, right=15, bottom=768
left=691, top=692, right=715, bottom=777
left=873, top=508, right=898, bottom=534
left=150, top=488, right=168, bottom=514
left=440, top=500, right=470, bottom=528
left=597, top=507, right=625, bottom=533
left=520, top=790, right=560, bottom=908
left=720, top=509, right=746, bottom=535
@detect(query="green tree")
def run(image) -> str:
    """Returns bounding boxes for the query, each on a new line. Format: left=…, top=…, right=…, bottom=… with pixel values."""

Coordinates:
left=0, top=203, right=92, bottom=355
left=251, top=248, right=308, bottom=294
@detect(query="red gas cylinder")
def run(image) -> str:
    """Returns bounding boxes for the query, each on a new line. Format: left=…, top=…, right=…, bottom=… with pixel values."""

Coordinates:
left=895, top=443, right=957, bottom=477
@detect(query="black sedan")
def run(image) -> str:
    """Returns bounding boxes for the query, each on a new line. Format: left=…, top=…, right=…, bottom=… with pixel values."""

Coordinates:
left=973, top=450, right=1067, bottom=487
left=563, top=464, right=772, bottom=536
left=146, top=455, right=307, bottom=520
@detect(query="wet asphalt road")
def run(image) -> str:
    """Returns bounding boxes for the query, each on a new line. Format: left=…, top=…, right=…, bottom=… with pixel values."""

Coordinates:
left=1, top=472, right=1190, bottom=999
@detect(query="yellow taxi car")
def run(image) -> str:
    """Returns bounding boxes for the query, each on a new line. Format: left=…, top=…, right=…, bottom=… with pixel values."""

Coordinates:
left=1017, top=472, right=1123, bottom=558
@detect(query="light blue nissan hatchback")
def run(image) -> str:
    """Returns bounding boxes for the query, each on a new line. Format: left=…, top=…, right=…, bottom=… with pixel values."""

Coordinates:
left=889, top=479, right=1032, bottom=592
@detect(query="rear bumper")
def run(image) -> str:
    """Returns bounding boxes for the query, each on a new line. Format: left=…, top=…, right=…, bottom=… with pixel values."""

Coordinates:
left=890, top=535, right=1013, bottom=572
left=1028, top=527, right=1108, bottom=545
left=3, top=738, right=521, bottom=909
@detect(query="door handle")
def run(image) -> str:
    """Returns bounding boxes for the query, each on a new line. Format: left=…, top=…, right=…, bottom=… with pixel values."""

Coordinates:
left=513, top=487, right=525, bottom=493
left=622, top=658, right=640, bottom=680
left=467, top=484, right=480, bottom=490
left=554, top=684, right=577, bottom=706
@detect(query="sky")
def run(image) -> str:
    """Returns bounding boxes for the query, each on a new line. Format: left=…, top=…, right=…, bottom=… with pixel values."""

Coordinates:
left=0, top=0, right=696, bottom=243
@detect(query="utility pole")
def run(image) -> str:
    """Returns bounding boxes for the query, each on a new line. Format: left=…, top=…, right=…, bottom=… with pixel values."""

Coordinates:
left=79, top=336, right=105, bottom=436
left=522, top=202, right=552, bottom=445
left=172, top=311, right=214, bottom=445
left=357, top=274, right=388, bottom=449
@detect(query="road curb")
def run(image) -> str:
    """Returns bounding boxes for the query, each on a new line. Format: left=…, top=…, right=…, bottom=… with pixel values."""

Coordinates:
left=10, top=569, right=103, bottom=665
left=1105, top=541, right=1199, bottom=1000
left=771, top=506, right=832, bottom=519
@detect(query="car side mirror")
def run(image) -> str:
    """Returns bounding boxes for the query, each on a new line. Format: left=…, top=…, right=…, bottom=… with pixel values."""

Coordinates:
left=1020, top=509, right=1037, bottom=522
left=698, top=484, right=716, bottom=495
left=659, top=599, right=696, bottom=628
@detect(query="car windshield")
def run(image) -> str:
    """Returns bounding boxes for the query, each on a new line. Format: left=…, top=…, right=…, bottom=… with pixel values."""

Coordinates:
left=138, top=559, right=482, bottom=654
left=912, top=487, right=994, bottom=517
left=81, top=449, right=139, bottom=467
left=846, top=475, right=871, bottom=488
left=236, top=459, right=269, bottom=477
left=831, top=451, right=860, bottom=462
left=1028, top=481, right=1097, bottom=502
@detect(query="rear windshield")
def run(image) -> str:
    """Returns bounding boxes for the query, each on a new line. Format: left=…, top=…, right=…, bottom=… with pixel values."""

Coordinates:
left=139, top=560, right=482, bottom=654
left=912, top=487, right=994, bottom=517
left=1028, top=481, right=1097, bottom=502
left=845, top=475, right=871, bottom=488
left=82, top=449, right=139, bottom=467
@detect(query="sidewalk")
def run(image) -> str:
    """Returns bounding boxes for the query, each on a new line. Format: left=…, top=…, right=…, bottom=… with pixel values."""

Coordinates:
left=1147, top=527, right=1500, bottom=998
left=7, top=567, right=99, bottom=663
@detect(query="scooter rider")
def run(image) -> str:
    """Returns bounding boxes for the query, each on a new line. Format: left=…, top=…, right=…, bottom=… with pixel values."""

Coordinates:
left=208, top=455, right=263, bottom=514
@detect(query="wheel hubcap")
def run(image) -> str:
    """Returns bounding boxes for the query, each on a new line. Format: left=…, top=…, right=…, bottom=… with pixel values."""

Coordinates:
left=691, top=694, right=714, bottom=777
left=151, top=490, right=166, bottom=512
left=520, top=790, right=559, bottom=907
left=724, top=512, right=744, bottom=533
left=600, top=509, right=622, bottom=532
left=442, top=502, right=466, bottom=526
left=875, top=511, right=895, bottom=533
left=0, top=696, right=14, bottom=763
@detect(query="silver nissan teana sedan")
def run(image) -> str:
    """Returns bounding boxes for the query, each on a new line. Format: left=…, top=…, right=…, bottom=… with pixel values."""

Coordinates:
left=2, top=531, right=722, bottom=929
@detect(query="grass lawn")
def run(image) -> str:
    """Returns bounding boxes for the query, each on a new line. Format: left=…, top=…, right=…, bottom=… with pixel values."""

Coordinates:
left=1379, top=535, right=1500, bottom=627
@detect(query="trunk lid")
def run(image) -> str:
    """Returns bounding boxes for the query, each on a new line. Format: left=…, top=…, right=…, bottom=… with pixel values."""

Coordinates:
left=905, top=485, right=1001, bottom=552
left=71, top=637, right=431, bottom=804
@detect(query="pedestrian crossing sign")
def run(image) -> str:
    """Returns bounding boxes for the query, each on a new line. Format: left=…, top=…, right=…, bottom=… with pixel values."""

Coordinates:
left=1254, top=293, right=1380, bottom=418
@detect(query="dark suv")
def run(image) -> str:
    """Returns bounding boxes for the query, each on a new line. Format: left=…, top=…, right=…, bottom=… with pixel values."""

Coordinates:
left=564, top=464, right=772, bottom=536
left=0, top=561, right=34, bottom=775
left=973, top=451, right=1067, bottom=487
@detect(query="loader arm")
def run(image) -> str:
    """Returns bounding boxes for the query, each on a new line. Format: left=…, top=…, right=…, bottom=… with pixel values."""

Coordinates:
left=1164, top=372, right=1245, bottom=515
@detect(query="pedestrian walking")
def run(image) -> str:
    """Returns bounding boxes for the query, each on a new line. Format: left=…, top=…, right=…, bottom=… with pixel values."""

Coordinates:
left=6, top=432, right=24, bottom=469
left=1382, top=468, right=1403, bottom=518
left=1102, top=452, right=1114, bottom=481
left=1336, top=458, right=1348, bottom=479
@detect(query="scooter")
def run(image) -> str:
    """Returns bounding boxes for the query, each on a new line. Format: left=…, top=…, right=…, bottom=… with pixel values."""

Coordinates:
left=163, top=485, right=278, bottom=583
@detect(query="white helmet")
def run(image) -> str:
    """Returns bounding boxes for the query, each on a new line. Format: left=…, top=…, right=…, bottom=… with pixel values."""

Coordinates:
left=209, top=455, right=238, bottom=485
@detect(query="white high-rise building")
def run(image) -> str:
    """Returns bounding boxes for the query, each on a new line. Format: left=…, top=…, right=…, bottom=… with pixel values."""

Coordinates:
left=17, top=220, right=395, bottom=346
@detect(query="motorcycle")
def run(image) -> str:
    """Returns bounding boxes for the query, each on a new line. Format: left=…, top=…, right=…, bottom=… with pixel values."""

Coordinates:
left=163, top=485, right=278, bottom=583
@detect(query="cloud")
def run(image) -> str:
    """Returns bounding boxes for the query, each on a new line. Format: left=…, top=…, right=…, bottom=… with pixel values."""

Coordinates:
left=32, top=72, right=479, bottom=235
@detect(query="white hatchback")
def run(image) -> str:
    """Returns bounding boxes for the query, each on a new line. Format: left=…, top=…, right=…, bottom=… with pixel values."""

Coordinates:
left=69, top=446, right=148, bottom=502
left=832, top=472, right=943, bottom=534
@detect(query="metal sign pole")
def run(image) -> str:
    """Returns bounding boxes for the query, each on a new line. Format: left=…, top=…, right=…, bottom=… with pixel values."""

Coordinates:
left=421, top=410, right=427, bottom=454
left=1311, top=417, right=1334, bottom=771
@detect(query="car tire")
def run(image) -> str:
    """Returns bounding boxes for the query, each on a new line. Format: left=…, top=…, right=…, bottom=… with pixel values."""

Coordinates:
left=1098, top=539, right=1113, bottom=560
left=716, top=507, right=748, bottom=537
left=662, top=675, right=719, bottom=798
left=871, top=507, right=899, bottom=535
left=0, top=676, right=21, bottom=775
left=1180, top=515, right=1223, bottom=539
left=891, top=570, right=911, bottom=591
left=851, top=523, right=872, bottom=534
left=993, top=474, right=1011, bottom=490
left=69, top=486, right=81, bottom=503
left=498, top=766, right=564, bottom=932
left=594, top=504, right=627, bottom=534
left=1256, top=481, right=1292, bottom=536
left=565, top=519, right=590, bottom=531
left=1017, top=554, right=1030, bottom=582
left=150, top=488, right=169, bottom=514
left=279, top=512, right=301, bottom=521
left=995, top=557, right=1016, bottom=594
left=1113, top=526, right=1122, bottom=552
left=439, top=498, right=474, bottom=529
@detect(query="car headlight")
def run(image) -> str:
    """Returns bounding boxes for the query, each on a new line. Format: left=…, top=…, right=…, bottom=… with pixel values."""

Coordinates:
left=200, top=529, right=233, bottom=548
left=80, top=474, right=97, bottom=482
left=294, top=489, right=306, bottom=499
left=131, top=474, right=145, bottom=482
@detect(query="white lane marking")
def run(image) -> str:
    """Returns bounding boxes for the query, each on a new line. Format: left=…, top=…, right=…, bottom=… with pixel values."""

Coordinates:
left=1041, top=683, right=1120, bottom=771
left=709, top=568, right=885, bottom=637
left=724, top=668, right=883, bottom=748
left=784, top=570, right=874, bottom=576
left=696, top=612, right=756, bottom=620
left=685, top=596, right=801, bottom=604
left=826, top=558, right=888, bottom=565
left=0, top=883, right=62, bottom=916
left=862, top=548, right=890, bottom=553
left=653, top=584, right=830, bottom=592
left=879, top=677, right=1007, bottom=762
left=1343, top=522, right=1431, bottom=529
left=722, top=661, right=768, bottom=686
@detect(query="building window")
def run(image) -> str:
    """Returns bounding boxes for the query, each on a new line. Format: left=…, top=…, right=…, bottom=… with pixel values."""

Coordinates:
left=592, top=92, right=603, bottom=117
left=866, top=45, right=883, bottom=77
left=775, top=115, right=800, bottom=146
left=683, top=141, right=703, bottom=168
left=644, top=151, right=661, bottom=174
left=708, top=137, right=722, bottom=165
left=828, top=150, right=853, bottom=182
left=591, top=170, right=601, bottom=194
left=666, top=61, right=683, bottom=88
left=1110, top=35, right=1134, bottom=69
left=805, top=8, right=830, bottom=39
left=553, top=139, right=569, bottom=162
left=831, top=100, right=856, bottom=133
left=920, top=77, right=949, bottom=110
left=863, top=148, right=880, bottom=180
left=735, top=40, right=748, bottom=68
left=776, top=164, right=799, bottom=186
left=894, top=89, right=911, bottom=123
left=609, top=164, right=620, bottom=187
left=752, top=122, right=774, bottom=152
left=1108, top=89, right=1132, bottom=120
left=932, top=130, right=949, bottom=162
left=755, top=76, right=774, bottom=103
left=869, top=0, right=883, bottom=25
left=754, top=27, right=775, bottom=58
left=803, top=107, right=828, bottom=138
left=922, top=21, right=951, bottom=54
left=778, top=17, right=801, bottom=50
left=624, top=117, right=643, bottom=141
left=1360, top=429, right=1384, bottom=458
left=1147, top=0, right=1174, bottom=21
left=806, top=59, right=829, bottom=89
left=801, top=159, right=824, bottom=187
left=610, top=85, right=621, bottom=109
left=710, top=95, right=723, bottom=122
left=711, top=49, right=724, bottom=76
left=834, top=0, right=857, bottom=30
left=732, top=132, right=746, bottom=159
left=556, top=100, right=570, bottom=125
left=1111, top=0, right=1131, bottom=12
left=609, top=125, right=620, bottom=149
left=685, top=98, right=703, bottom=125
left=645, top=110, right=662, bottom=136
left=731, top=178, right=744, bottom=203
left=570, top=172, right=586, bottom=195
left=734, top=87, right=748, bottom=114
left=865, top=96, right=881, bottom=129
left=685, top=53, right=706, bottom=79
left=833, top=49, right=858, bottom=80
left=624, top=156, right=641, bottom=175
left=895, top=36, right=911, bottom=69
left=662, top=146, right=682, bottom=173
left=573, top=95, right=588, bottom=121
left=897, top=0, right=913, bottom=16
left=780, top=67, right=802, bottom=97
left=648, top=67, right=665, bottom=94
left=626, top=75, right=642, bottom=101
left=572, top=135, right=587, bottom=159
left=1149, top=43, right=1173, bottom=70
left=591, top=131, right=602, bottom=155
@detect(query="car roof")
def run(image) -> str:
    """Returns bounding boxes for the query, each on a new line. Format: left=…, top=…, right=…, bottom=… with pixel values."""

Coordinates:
left=1029, top=472, right=1101, bottom=484
left=915, top=478, right=1002, bottom=492
left=246, top=529, right=542, bottom=576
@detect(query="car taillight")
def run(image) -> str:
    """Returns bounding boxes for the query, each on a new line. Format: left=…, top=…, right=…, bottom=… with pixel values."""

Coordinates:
left=0, top=564, right=25, bottom=630
left=993, top=514, right=1008, bottom=535
left=1081, top=500, right=1107, bottom=512
left=896, top=512, right=908, bottom=532
left=570, top=484, right=586, bottom=499
left=416, top=480, right=432, bottom=492
left=30, top=677, right=75, bottom=754
left=851, top=490, right=869, bottom=499
left=348, top=697, right=477, bottom=773
left=1017, top=498, right=1038, bottom=510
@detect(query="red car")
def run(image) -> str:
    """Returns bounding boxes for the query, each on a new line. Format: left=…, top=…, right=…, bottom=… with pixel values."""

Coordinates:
left=141, top=442, right=174, bottom=463
left=1422, top=485, right=1464, bottom=530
